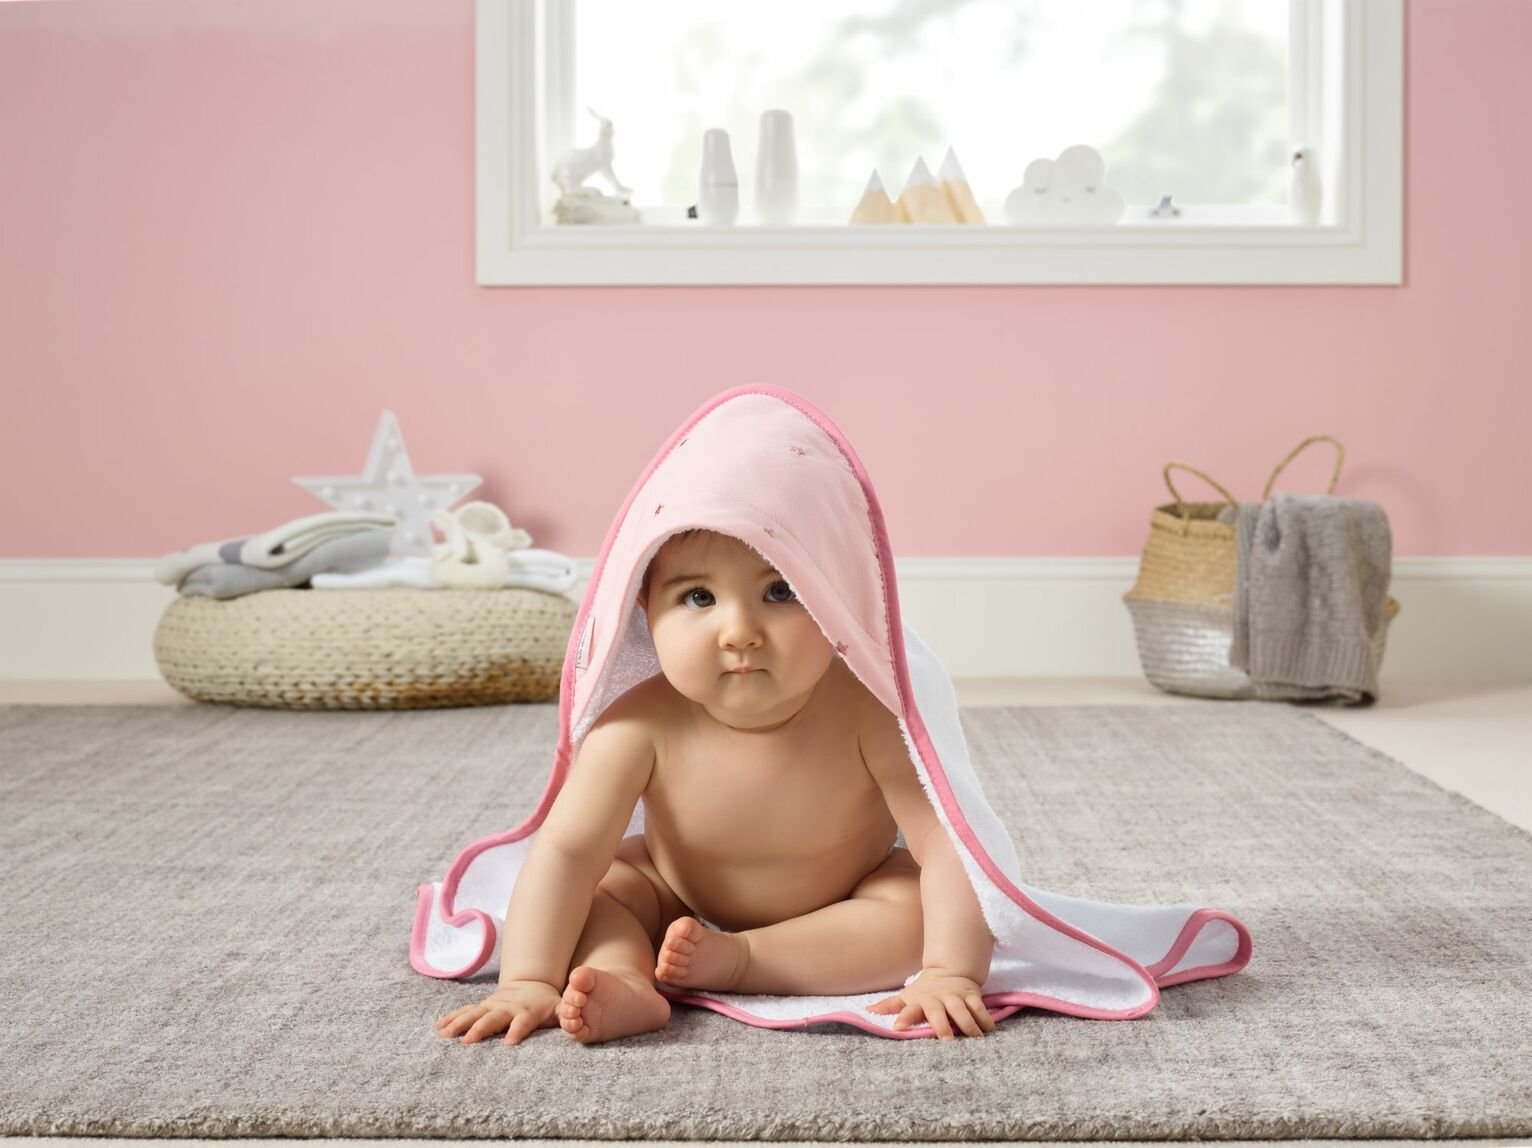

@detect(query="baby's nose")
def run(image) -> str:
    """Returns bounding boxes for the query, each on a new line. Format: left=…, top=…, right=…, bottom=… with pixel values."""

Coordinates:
left=719, top=618, right=763, bottom=648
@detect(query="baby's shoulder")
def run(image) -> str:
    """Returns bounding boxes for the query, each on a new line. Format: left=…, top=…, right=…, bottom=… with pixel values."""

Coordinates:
left=831, top=658, right=890, bottom=731
left=594, top=672, right=683, bottom=737
left=834, top=663, right=904, bottom=765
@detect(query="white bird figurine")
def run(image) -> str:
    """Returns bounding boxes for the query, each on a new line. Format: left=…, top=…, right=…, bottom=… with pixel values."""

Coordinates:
left=1290, top=147, right=1321, bottom=225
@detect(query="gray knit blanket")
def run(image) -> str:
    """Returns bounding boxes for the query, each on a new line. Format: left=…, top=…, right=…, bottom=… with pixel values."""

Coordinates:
left=1226, top=492, right=1394, bottom=704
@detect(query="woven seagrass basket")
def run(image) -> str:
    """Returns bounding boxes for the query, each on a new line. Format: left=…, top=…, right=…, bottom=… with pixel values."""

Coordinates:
left=1122, top=435, right=1400, bottom=701
left=154, top=587, right=576, bottom=710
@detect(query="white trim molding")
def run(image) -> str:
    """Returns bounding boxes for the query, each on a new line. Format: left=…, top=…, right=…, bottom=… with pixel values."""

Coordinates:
left=2, top=556, right=1527, bottom=686
left=475, top=0, right=1403, bottom=286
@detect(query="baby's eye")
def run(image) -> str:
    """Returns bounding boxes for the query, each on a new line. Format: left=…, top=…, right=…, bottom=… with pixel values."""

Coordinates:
left=678, top=587, right=715, bottom=609
left=765, top=580, right=797, bottom=604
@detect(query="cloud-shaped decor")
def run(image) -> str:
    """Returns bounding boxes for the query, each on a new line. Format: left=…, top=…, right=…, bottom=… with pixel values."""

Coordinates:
left=1003, top=145, right=1125, bottom=225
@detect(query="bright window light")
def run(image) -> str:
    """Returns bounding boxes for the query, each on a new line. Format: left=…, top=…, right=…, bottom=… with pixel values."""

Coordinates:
left=572, top=0, right=1291, bottom=224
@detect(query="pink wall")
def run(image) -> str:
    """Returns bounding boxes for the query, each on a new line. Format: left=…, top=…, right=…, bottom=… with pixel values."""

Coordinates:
left=1, top=0, right=1527, bottom=559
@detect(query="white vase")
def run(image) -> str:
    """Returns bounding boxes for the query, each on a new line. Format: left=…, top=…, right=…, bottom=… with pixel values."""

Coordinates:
left=697, top=127, right=739, bottom=226
left=754, top=109, right=799, bottom=226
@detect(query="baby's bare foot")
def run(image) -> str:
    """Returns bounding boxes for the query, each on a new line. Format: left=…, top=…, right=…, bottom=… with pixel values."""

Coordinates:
left=557, top=965, right=670, bottom=1045
left=655, top=916, right=750, bottom=991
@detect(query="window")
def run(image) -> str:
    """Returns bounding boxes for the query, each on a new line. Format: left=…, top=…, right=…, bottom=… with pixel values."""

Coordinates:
left=476, top=0, right=1402, bottom=285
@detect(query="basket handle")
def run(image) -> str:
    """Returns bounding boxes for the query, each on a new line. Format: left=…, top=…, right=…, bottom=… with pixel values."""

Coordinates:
left=1163, top=463, right=1239, bottom=519
left=1261, top=435, right=1345, bottom=501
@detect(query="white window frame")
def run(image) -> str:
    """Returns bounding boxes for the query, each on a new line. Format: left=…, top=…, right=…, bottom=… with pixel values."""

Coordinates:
left=476, top=0, right=1401, bottom=286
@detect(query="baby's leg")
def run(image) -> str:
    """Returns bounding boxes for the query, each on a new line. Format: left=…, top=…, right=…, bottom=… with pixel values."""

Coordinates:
left=664, top=849, right=924, bottom=996
left=556, top=855, right=671, bottom=1044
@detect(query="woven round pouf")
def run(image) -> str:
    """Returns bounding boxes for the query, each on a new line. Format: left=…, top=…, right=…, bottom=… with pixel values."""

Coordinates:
left=154, top=588, right=576, bottom=709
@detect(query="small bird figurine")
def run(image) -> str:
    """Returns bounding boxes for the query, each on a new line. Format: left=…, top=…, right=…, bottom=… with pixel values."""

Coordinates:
left=1290, top=147, right=1321, bottom=225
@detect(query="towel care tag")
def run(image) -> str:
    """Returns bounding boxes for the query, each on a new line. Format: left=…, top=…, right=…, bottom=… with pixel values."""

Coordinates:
left=575, top=613, right=595, bottom=671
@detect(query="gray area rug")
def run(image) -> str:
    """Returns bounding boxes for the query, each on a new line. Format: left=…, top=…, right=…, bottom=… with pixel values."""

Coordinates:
left=1, top=701, right=1529, bottom=1141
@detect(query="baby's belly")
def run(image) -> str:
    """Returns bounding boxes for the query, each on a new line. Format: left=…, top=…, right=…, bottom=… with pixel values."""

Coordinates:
left=647, top=820, right=899, bottom=933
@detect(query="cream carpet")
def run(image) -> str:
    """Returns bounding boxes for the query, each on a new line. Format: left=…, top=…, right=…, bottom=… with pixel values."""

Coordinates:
left=1, top=702, right=1529, bottom=1140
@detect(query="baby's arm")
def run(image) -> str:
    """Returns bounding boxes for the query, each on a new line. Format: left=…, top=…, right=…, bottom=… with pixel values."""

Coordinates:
left=857, top=704, right=997, bottom=1038
left=434, top=702, right=655, bottom=1044
left=497, top=706, right=656, bottom=987
left=864, top=832, right=996, bottom=1039
left=915, top=831, right=994, bottom=984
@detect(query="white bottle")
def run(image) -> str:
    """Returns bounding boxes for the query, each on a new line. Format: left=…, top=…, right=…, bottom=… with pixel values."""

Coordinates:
left=1289, top=146, right=1321, bottom=225
left=697, top=128, right=739, bottom=226
left=754, top=109, right=799, bottom=226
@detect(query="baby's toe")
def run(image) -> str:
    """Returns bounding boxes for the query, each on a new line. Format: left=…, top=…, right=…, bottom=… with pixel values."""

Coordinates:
left=661, top=919, right=701, bottom=944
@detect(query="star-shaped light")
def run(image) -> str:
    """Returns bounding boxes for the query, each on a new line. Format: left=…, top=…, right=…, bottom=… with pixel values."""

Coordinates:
left=293, top=410, right=481, bottom=560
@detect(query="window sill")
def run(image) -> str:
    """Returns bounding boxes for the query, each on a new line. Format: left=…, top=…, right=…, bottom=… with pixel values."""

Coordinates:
left=484, top=218, right=1399, bottom=286
left=593, top=204, right=1310, bottom=228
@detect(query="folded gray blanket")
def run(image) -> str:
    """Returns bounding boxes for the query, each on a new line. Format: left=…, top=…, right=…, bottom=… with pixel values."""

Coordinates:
left=179, top=530, right=393, bottom=601
left=1227, top=492, right=1393, bottom=705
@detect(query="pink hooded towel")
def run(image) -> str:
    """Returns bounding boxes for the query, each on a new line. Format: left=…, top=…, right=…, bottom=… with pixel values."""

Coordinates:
left=411, top=384, right=1252, bottom=1037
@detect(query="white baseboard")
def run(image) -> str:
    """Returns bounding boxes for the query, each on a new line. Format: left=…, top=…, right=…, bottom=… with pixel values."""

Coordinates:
left=1, top=557, right=1529, bottom=684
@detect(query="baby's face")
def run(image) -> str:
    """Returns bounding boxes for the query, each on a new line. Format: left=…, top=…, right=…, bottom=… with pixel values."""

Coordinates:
left=638, top=531, right=835, bottom=728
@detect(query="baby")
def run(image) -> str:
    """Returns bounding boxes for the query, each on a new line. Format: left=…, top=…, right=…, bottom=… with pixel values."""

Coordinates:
left=433, top=528, right=996, bottom=1045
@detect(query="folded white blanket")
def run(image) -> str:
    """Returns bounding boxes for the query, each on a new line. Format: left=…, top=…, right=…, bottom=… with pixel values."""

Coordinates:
left=154, top=511, right=397, bottom=585
left=179, top=530, right=393, bottom=600
left=239, top=510, right=399, bottom=570
left=310, top=549, right=578, bottom=595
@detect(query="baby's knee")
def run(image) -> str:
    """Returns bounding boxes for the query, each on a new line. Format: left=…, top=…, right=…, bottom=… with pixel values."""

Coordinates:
left=595, top=857, right=661, bottom=936
left=849, top=855, right=922, bottom=906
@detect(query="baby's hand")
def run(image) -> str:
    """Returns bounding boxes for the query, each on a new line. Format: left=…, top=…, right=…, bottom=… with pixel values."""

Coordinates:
left=866, top=968, right=997, bottom=1040
left=433, top=980, right=562, bottom=1046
